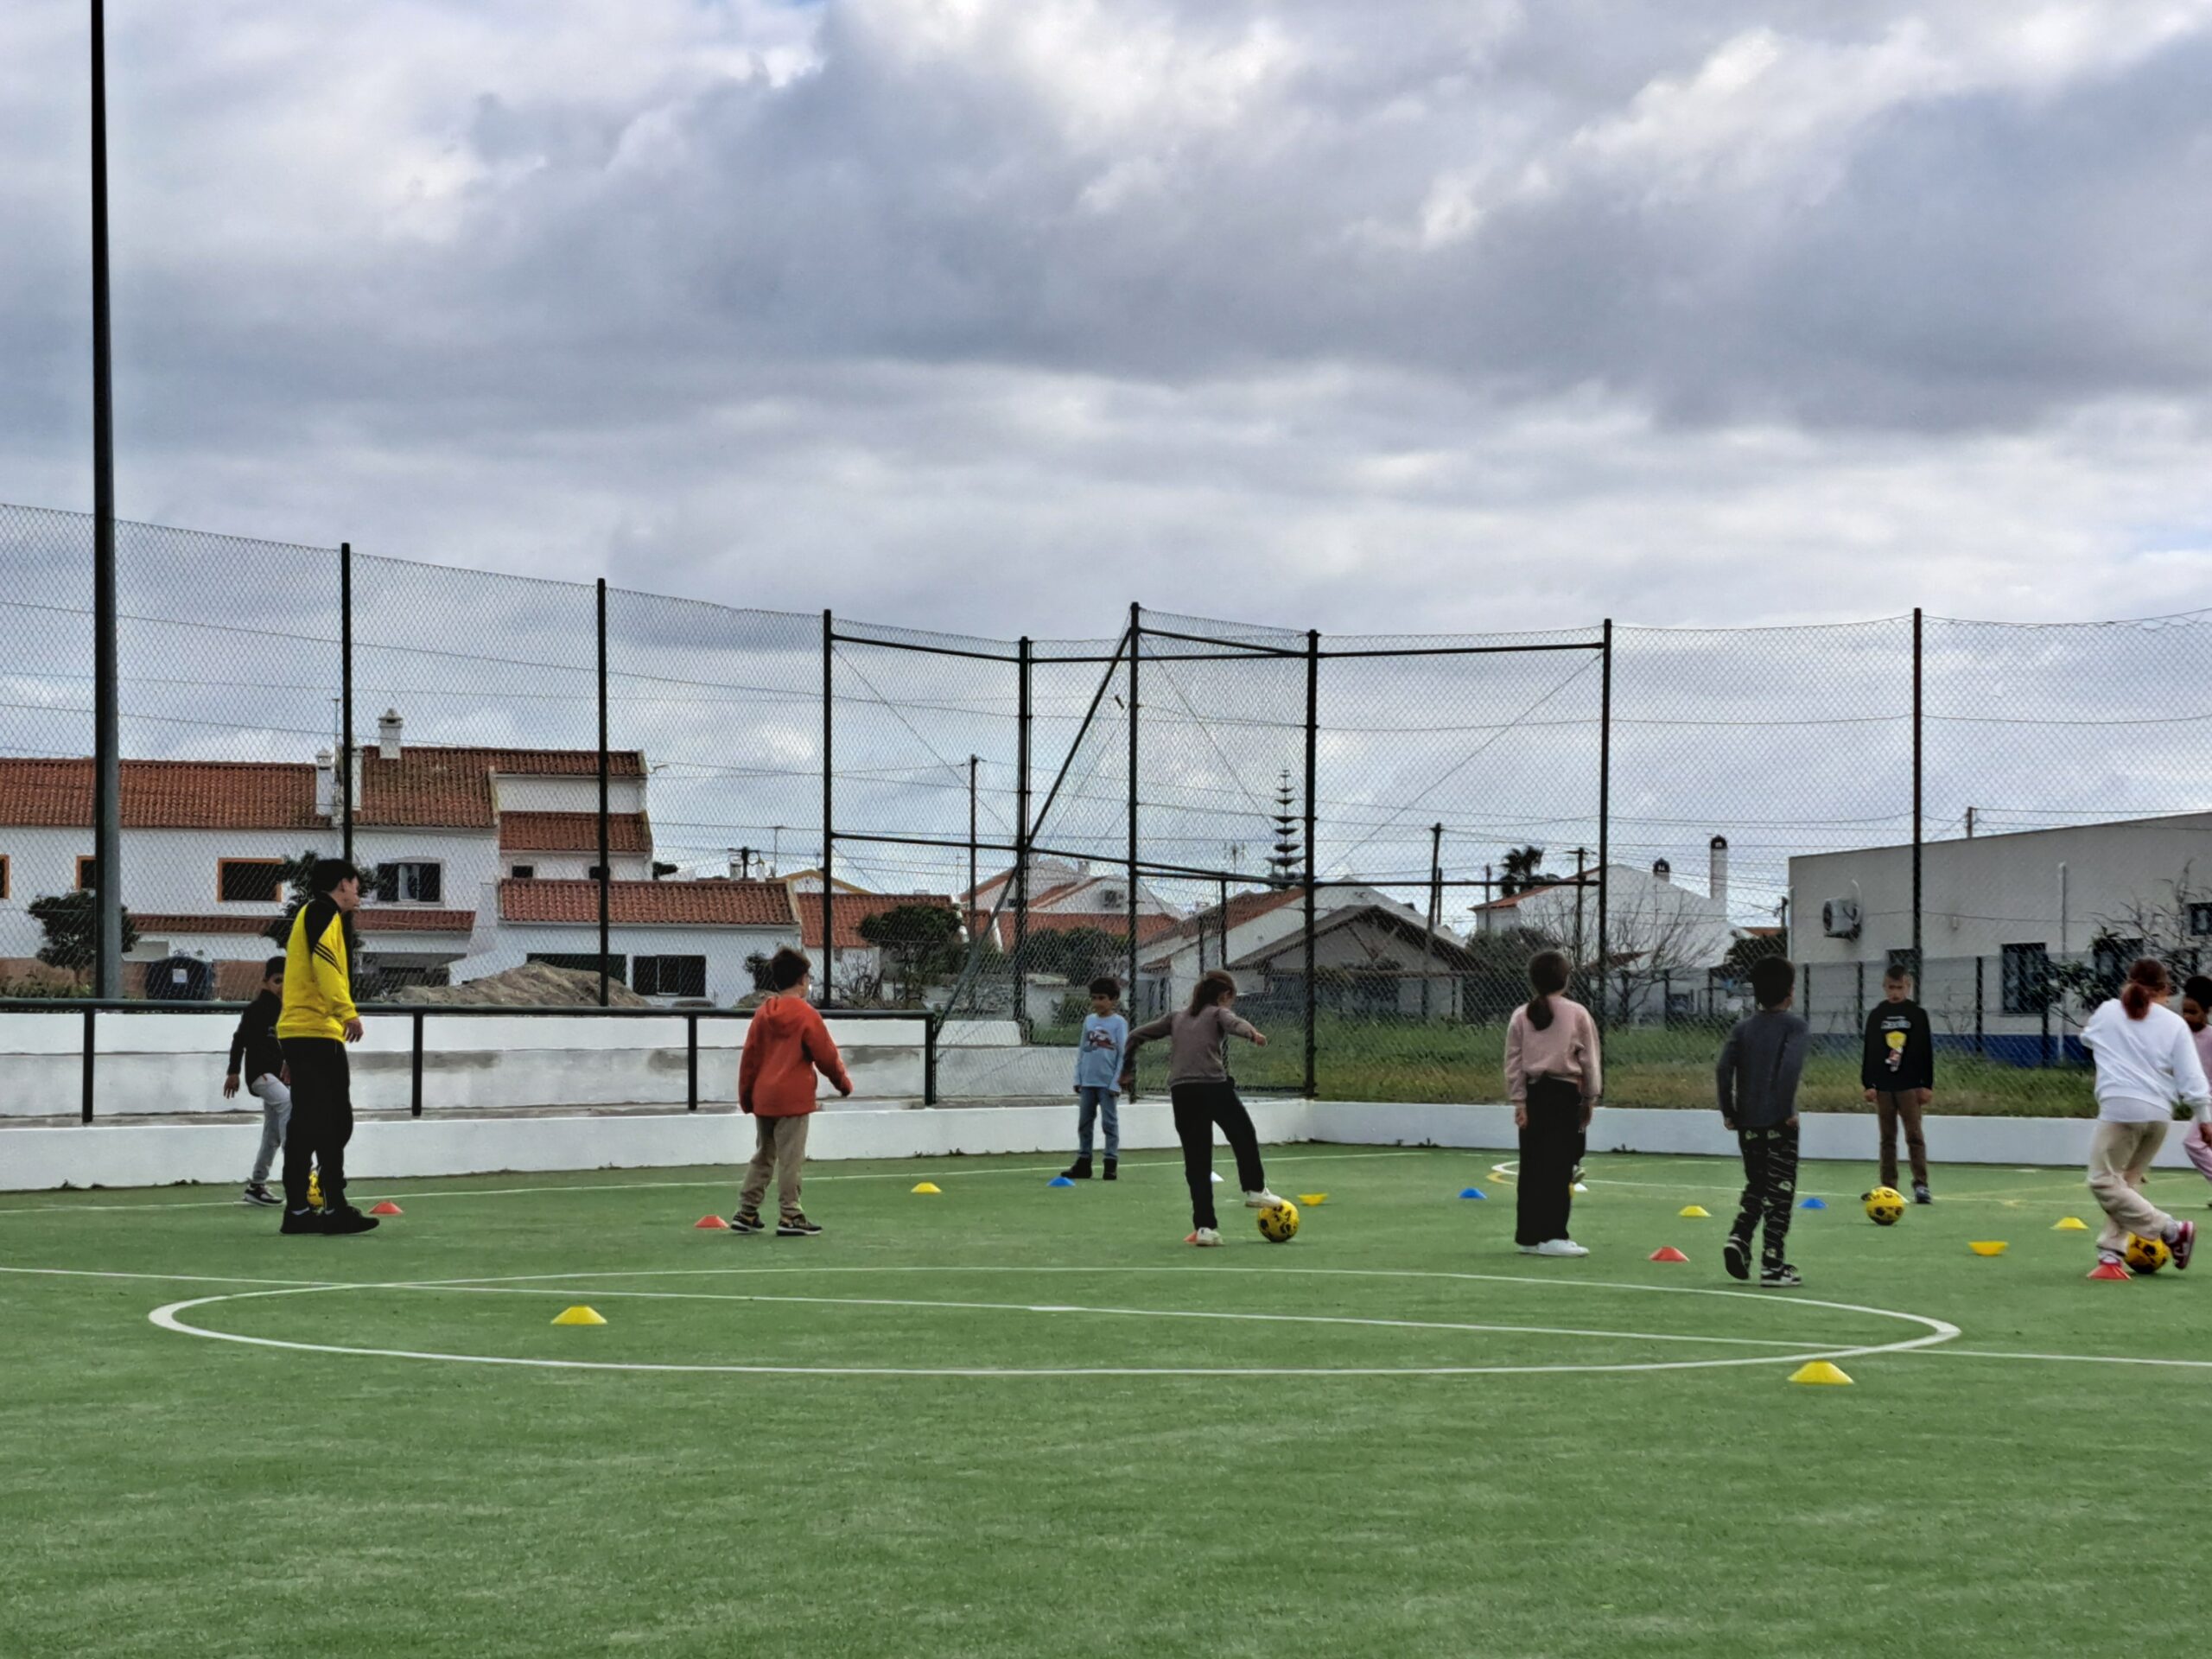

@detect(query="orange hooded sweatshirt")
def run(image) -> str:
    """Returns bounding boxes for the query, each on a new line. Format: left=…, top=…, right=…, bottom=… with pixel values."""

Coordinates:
left=739, top=995, right=854, bottom=1116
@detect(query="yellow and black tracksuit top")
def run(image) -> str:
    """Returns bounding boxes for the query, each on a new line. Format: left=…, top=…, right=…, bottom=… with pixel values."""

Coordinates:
left=276, top=898, right=358, bottom=1041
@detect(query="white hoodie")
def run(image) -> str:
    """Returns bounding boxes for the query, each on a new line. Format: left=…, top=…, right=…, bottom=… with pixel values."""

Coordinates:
left=2080, top=998, right=2212, bottom=1123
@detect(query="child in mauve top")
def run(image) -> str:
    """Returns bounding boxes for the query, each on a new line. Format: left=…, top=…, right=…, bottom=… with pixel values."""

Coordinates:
left=1125, top=970, right=1282, bottom=1246
left=2180, top=976, right=2212, bottom=1197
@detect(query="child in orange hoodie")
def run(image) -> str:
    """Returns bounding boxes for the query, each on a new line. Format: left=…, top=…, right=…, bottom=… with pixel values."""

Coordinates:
left=735, top=948, right=854, bottom=1236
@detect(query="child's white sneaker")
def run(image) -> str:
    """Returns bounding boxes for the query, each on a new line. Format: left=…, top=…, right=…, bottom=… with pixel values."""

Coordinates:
left=1186, top=1227, right=1224, bottom=1248
left=1533, top=1238, right=1588, bottom=1258
left=1243, top=1189, right=1284, bottom=1210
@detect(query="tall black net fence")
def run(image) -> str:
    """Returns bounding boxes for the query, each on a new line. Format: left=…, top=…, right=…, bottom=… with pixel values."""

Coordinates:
left=10, top=496, right=2212, bottom=1120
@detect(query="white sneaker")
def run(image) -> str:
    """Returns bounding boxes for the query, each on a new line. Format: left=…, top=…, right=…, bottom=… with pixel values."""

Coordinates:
left=1517, top=1243, right=1544, bottom=1255
left=1186, top=1227, right=1224, bottom=1248
left=1533, top=1239, right=1588, bottom=1258
left=1243, top=1189, right=1284, bottom=1210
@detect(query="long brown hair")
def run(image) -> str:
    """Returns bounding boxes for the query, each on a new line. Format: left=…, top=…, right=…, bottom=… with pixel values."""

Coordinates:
left=2120, top=957, right=2171, bottom=1020
left=1524, top=950, right=1571, bottom=1032
left=1188, top=969, right=1237, bottom=1014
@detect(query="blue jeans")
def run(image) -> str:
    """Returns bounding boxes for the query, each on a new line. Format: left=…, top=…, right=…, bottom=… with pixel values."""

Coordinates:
left=1076, top=1086, right=1119, bottom=1158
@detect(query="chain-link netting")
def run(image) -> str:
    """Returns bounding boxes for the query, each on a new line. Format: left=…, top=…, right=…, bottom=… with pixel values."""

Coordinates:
left=10, top=497, right=2212, bottom=1122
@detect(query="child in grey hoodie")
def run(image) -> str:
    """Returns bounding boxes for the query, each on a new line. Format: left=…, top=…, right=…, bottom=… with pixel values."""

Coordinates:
left=1716, top=955, right=1810, bottom=1287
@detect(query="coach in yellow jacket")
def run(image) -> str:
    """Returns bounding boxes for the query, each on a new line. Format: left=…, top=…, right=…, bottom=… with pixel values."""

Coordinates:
left=276, top=859, right=376, bottom=1235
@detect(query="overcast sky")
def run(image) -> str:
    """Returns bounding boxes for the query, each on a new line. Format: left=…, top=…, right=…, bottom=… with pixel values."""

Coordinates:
left=5, top=0, right=2212, bottom=639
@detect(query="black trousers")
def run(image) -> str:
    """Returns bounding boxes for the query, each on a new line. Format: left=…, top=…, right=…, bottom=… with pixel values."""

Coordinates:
left=1171, top=1082, right=1268, bottom=1230
left=280, top=1038, right=353, bottom=1212
left=1732, top=1124, right=1799, bottom=1268
left=1516, top=1077, right=1583, bottom=1246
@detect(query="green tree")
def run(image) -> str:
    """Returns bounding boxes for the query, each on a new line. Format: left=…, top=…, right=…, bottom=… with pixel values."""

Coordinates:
left=263, top=848, right=330, bottom=946
left=29, top=889, right=138, bottom=975
left=1498, top=846, right=1554, bottom=897
left=857, top=904, right=965, bottom=1004
left=1719, top=931, right=1785, bottom=982
left=1022, top=925, right=1130, bottom=988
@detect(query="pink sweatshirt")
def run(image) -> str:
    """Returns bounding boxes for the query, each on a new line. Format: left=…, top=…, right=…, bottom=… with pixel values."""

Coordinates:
left=2194, top=1024, right=2212, bottom=1123
left=1504, top=995, right=1602, bottom=1105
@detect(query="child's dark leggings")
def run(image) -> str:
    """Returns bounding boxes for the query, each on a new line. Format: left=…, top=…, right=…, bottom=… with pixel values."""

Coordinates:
left=1171, top=1082, right=1268, bottom=1230
left=1732, top=1124, right=1799, bottom=1268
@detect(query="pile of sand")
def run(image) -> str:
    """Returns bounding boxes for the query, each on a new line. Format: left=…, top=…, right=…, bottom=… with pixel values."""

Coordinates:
left=391, top=962, right=653, bottom=1007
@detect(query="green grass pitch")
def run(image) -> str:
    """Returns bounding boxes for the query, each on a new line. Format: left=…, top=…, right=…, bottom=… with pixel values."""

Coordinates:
left=2, top=1147, right=2206, bottom=1657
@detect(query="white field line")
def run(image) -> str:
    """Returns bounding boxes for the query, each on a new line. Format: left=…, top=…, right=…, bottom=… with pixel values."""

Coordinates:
left=0, top=1265, right=345, bottom=1288
left=144, top=1264, right=1959, bottom=1380
left=1901, top=1346, right=2212, bottom=1371
left=0, top=1148, right=1432, bottom=1218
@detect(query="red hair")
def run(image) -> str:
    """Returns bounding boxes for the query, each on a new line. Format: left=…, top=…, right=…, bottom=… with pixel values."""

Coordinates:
left=2120, top=957, right=2171, bottom=1020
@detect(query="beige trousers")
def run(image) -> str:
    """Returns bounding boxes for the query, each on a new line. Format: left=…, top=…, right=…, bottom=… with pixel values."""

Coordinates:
left=740, top=1114, right=810, bottom=1218
left=2087, top=1120, right=2172, bottom=1253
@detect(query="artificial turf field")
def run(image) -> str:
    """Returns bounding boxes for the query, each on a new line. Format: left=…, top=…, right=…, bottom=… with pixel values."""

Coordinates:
left=3, top=1146, right=2208, bottom=1659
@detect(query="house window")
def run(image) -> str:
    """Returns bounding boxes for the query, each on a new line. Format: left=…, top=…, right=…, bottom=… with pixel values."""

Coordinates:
left=1100, top=887, right=1124, bottom=910
left=374, top=861, right=443, bottom=905
left=2190, top=903, right=2212, bottom=938
left=526, top=952, right=626, bottom=983
left=76, top=855, right=98, bottom=890
left=218, top=859, right=284, bottom=903
left=2093, top=935, right=2145, bottom=988
left=633, top=956, right=708, bottom=998
left=2000, top=943, right=2050, bottom=1016
left=510, top=864, right=536, bottom=880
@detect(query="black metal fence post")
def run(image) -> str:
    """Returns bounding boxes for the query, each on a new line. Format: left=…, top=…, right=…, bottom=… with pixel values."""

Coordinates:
left=1127, top=605, right=1141, bottom=1012
left=410, top=1011, right=424, bottom=1116
left=1596, top=619, right=1613, bottom=1032
left=340, top=540, right=353, bottom=866
left=596, top=578, right=610, bottom=1007
left=686, top=1012, right=699, bottom=1110
left=820, top=609, right=835, bottom=1010
left=924, top=1014, right=939, bottom=1106
left=1975, top=956, right=1986, bottom=1054
left=1912, top=607, right=1923, bottom=979
left=1302, top=628, right=1319, bottom=1098
left=90, top=0, right=122, bottom=1003
left=80, top=1006, right=95, bottom=1124
left=1014, top=637, right=1033, bottom=1033
left=1423, top=823, right=1442, bottom=1021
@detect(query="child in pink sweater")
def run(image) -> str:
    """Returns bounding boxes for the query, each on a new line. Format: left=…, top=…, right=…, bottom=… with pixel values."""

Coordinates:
left=1503, top=950, right=1602, bottom=1257
left=2179, top=976, right=2212, bottom=1198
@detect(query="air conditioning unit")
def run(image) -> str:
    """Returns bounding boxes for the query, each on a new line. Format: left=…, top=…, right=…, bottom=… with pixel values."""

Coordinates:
left=1821, top=897, right=1862, bottom=940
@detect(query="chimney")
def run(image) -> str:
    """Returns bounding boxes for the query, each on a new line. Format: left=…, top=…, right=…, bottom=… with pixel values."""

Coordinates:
left=314, top=749, right=334, bottom=817
left=1652, top=858, right=1672, bottom=883
left=1709, top=835, right=1730, bottom=912
left=378, top=709, right=404, bottom=761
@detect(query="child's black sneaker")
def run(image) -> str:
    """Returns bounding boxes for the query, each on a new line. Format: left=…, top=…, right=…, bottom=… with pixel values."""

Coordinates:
left=322, top=1205, right=379, bottom=1236
left=1759, top=1263, right=1802, bottom=1287
left=776, top=1214, right=823, bottom=1237
left=1913, top=1183, right=1933, bottom=1205
left=730, top=1211, right=765, bottom=1235
left=1722, top=1236, right=1751, bottom=1282
left=1060, top=1156, right=1094, bottom=1180
left=241, top=1183, right=281, bottom=1207
left=278, top=1208, right=327, bottom=1236
left=1102, top=1158, right=1118, bottom=1182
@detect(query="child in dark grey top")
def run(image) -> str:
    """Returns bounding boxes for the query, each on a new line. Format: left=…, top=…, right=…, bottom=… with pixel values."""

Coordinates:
left=1715, top=957, right=1811, bottom=1287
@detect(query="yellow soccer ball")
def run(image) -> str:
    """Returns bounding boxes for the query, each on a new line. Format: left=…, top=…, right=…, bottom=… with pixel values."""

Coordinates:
left=306, top=1168, right=323, bottom=1210
left=2124, top=1233, right=2172, bottom=1274
left=1863, top=1186, right=1906, bottom=1226
left=1256, top=1200, right=1300, bottom=1243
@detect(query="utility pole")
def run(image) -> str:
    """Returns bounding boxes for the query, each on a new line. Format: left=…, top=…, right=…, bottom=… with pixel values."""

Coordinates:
left=90, top=0, right=122, bottom=998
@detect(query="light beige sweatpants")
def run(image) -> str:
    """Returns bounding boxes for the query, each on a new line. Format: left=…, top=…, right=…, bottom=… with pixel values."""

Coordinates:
left=740, top=1114, right=810, bottom=1219
left=2088, top=1120, right=2173, bottom=1254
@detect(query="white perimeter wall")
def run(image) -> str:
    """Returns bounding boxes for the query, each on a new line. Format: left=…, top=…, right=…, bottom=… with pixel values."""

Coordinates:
left=0, top=1092, right=2194, bottom=1192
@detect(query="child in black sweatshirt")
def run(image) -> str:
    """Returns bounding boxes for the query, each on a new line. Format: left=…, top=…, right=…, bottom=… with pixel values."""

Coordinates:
left=1859, top=967, right=1936, bottom=1204
left=222, top=956, right=290, bottom=1207
left=1717, top=956, right=1810, bottom=1287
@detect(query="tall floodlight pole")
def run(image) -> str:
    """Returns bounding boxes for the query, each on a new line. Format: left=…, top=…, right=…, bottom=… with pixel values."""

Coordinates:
left=90, top=0, right=123, bottom=997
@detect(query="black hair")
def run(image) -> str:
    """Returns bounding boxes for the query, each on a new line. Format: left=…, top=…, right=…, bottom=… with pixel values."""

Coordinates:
left=1882, top=963, right=1912, bottom=984
left=2185, top=975, right=2212, bottom=1009
left=1751, top=955, right=1796, bottom=1010
left=1089, top=976, right=1122, bottom=1000
left=1523, top=950, right=1571, bottom=1032
left=1188, top=969, right=1236, bottom=1014
left=769, top=947, right=811, bottom=992
left=308, top=858, right=362, bottom=897
left=264, top=954, right=288, bottom=978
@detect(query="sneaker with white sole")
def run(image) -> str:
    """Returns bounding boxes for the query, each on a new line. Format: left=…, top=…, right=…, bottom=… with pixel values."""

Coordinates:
left=1722, top=1236, right=1751, bottom=1282
left=1186, top=1227, right=1224, bottom=1248
left=241, top=1183, right=281, bottom=1207
left=1243, top=1189, right=1284, bottom=1210
left=1533, top=1238, right=1588, bottom=1258
left=2171, top=1218, right=2196, bottom=1271
left=1516, top=1243, right=1544, bottom=1255
left=1759, top=1263, right=1802, bottom=1287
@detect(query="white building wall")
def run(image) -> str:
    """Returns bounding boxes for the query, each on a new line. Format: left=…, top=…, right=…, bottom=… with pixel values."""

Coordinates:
left=501, top=853, right=652, bottom=880
left=453, top=921, right=798, bottom=1004
left=1485, top=866, right=1735, bottom=972
left=493, top=775, right=646, bottom=814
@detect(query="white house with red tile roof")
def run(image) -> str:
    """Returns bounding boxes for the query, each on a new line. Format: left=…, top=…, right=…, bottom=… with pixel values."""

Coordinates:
left=964, top=860, right=1177, bottom=952
left=447, top=878, right=801, bottom=1003
left=791, top=887, right=966, bottom=1001
left=1135, top=883, right=1438, bottom=1014
left=0, top=709, right=658, bottom=989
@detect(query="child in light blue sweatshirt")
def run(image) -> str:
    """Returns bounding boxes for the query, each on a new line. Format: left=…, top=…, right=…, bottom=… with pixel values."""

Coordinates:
left=1061, top=976, right=1128, bottom=1181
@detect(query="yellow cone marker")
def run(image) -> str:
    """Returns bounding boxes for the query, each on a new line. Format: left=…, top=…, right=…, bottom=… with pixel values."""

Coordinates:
left=551, top=1306, right=606, bottom=1326
left=911, top=1182, right=942, bottom=1194
left=2054, top=1217, right=2090, bottom=1231
left=1297, top=1193, right=1327, bottom=1206
left=1789, top=1361, right=1853, bottom=1386
left=1968, top=1241, right=2008, bottom=1256
left=1679, top=1205, right=1711, bottom=1218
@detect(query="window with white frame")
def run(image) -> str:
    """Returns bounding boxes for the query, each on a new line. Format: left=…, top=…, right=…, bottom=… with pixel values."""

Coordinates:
left=374, top=861, right=443, bottom=905
left=632, top=956, right=708, bottom=998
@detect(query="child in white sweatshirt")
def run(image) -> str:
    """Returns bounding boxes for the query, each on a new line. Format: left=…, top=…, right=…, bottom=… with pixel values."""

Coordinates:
left=2079, top=958, right=2208, bottom=1272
